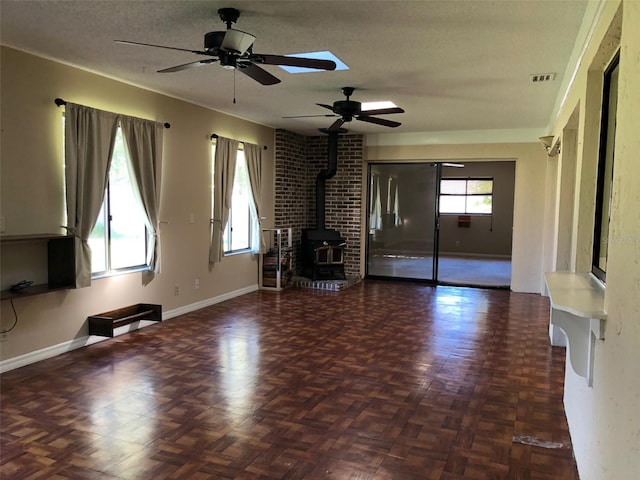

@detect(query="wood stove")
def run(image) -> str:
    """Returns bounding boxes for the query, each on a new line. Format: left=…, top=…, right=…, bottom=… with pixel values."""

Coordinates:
left=301, top=228, right=346, bottom=280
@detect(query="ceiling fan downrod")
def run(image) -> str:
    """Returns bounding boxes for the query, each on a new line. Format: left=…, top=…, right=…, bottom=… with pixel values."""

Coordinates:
left=342, top=86, right=355, bottom=100
left=218, top=8, right=240, bottom=29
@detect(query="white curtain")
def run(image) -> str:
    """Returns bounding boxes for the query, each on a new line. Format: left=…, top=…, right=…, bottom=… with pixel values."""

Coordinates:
left=393, top=181, right=403, bottom=226
left=119, top=116, right=164, bottom=273
left=244, top=142, right=265, bottom=253
left=369, top=175, right=382, bottom=230
left=64, top=103, right=118, bottom=287
left=210, top=137, right=239, bottom=263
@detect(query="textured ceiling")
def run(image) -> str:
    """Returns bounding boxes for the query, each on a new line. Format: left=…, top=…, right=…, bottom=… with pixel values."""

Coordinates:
left=0, top=0, right=589, bottom=138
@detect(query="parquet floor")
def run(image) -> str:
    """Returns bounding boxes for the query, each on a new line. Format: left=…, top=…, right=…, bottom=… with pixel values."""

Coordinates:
left=1, top=281, right=579, bottom=479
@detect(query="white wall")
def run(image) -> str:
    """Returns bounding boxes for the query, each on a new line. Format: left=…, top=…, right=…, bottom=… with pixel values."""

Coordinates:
left=546, top=1, right=640, bottom=478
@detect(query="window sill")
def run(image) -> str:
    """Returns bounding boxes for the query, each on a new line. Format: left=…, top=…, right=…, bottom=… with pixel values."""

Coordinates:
left=224, top=249, right=254, bottom=257
left=439, top=213, right=492, bottom=216
left=92, top=265, right=150, bottom=280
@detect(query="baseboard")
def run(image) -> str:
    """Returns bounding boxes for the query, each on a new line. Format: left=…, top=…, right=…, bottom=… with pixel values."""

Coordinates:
left=0, top=336, right=90, bottom=374
left=162, top=284, right=258, bottom=320
left=0, top=284, right=259, bottom=374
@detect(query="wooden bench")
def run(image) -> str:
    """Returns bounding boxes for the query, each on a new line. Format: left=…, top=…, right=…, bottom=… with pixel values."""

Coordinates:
left=88, top=303, right=162, bottom=337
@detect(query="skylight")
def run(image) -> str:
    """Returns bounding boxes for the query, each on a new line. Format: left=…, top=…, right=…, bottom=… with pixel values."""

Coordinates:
left=362, top=101, right=398, bottom=111
left=279, top=51, right=349, bottom=74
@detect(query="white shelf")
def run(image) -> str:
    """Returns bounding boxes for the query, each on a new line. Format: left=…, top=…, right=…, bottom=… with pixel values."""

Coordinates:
left=545, top=272, right=606, bottom=386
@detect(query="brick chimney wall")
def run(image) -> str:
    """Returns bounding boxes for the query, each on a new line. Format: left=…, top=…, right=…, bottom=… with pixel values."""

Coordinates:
left=274, top=129, right=307, bottom=274
left=274, top=129, right=363, bottom=278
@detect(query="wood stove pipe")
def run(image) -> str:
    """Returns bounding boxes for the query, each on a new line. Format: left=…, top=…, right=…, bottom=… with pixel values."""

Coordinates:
left=315, top=130, right=341, bottom=231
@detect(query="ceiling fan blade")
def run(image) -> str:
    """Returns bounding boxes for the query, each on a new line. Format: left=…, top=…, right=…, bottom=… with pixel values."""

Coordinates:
left=158, top=58, right=218, bottom=73
left=238, top=63, right=281, bottom=85
left=115, top=39, right=209, bottom=56
left=328, top=118, right=346, bottom=131
left=250, top=54, right=336, bottom=71
left=357, top=116, right=401, bottom=128
left=316, top=103, right=335, bottom=112
left=283, top=114, right=338, bottom=119
left=361, top=107, right=405, bottom=116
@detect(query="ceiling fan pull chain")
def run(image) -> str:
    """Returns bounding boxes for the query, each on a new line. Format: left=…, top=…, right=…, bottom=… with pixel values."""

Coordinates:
left=233, top=68, right=237, bottom=104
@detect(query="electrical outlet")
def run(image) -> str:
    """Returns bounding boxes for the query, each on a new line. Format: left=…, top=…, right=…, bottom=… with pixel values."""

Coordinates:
left=0, top=333, right=8, bottom=342
left=455, top=240, right=460, bottom=247
left=174, top=284, right=180, bottom=296
left=194, top=278, right=200, bottom=290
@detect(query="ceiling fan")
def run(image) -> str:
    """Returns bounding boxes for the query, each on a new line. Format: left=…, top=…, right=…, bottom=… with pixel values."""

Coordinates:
left=287, top=87, right=405, bottom=130
left=115, top=7, right=336, bottom=85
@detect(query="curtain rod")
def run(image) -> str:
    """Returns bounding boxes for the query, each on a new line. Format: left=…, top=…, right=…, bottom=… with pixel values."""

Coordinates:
left=54, top=98, right=170, bottom=128
left=211, top=133, right=267, bottom=150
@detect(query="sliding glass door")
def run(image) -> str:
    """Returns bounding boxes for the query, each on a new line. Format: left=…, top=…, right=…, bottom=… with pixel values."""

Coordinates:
left=366, top=161, right=514, bottom=287
left=366, top=163, right=439, bottom=281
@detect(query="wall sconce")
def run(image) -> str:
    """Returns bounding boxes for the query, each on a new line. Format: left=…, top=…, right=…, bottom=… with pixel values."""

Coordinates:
left=539, top=135, right=561, bottom=157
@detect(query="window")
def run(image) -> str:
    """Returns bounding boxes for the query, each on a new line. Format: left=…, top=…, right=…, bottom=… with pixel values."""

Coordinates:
left=88, top=127, right=148, bottom=274
left=211, top=143, right=256, bottom=254
left=439, top=178, right=493, bottom=214
left=224, top=148, right=253, bottom=252
left=592, top=52, right=619, bottom=284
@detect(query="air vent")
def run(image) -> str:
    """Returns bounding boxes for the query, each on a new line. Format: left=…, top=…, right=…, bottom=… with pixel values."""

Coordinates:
left=529, top=73, right=556, bottom=83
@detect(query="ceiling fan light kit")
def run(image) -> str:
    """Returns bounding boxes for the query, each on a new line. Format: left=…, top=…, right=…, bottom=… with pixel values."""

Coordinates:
left=219, top=29, right=255, bottom=55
